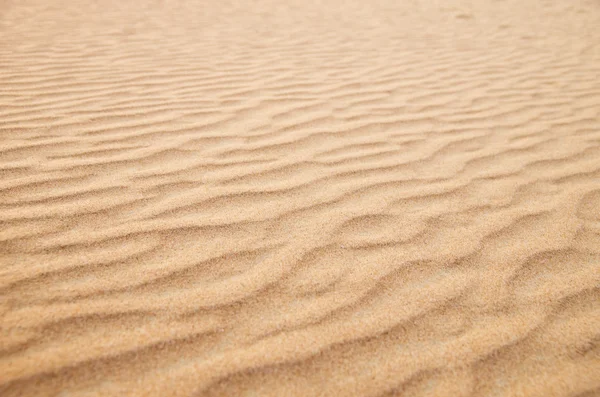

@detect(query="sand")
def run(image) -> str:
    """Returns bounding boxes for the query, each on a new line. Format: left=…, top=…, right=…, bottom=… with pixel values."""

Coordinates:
left=1, top=0, right=600, bottom=395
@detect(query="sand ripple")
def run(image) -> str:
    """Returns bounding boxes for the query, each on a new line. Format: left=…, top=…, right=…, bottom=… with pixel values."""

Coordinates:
left=1, top=0, right=600, bottom=395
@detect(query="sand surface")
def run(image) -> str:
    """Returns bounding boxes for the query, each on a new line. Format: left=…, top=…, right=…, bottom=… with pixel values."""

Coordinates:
left=1, top=0, right=600, bottom=395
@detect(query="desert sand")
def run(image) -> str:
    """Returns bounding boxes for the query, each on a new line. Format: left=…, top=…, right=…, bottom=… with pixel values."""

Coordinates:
left=1, top=0, right=600, bottom=395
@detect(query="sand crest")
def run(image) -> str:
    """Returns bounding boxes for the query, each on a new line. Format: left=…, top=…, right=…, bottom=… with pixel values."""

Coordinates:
left=1, top=0, right=600, bottom=396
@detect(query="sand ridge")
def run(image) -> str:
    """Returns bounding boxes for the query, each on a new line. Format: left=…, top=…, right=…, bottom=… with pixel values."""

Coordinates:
left=1, top=0, right=600, bottom=395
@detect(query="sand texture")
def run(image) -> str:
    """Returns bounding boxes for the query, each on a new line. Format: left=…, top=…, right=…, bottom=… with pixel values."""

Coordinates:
left=1, top=0, right=600, bottom=395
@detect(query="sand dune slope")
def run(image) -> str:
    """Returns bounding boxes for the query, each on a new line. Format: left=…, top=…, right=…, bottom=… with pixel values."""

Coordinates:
left=1, top=0, right=600, bottom=395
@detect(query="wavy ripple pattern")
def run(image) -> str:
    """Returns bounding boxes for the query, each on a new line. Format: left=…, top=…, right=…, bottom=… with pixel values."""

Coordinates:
left=1, top=0, right=600, bottom=396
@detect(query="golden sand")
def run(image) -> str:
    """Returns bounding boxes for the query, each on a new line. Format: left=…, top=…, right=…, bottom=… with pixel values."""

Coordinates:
left=1, top=0, right=600, bottom=395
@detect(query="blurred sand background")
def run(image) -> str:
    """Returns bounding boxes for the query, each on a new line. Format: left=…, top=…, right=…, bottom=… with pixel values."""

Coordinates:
left=1, top=0, right=600, bottom=395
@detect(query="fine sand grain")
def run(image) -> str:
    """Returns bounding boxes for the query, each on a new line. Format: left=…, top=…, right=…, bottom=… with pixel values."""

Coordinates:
left=1, top=0, right=600, bottom=396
